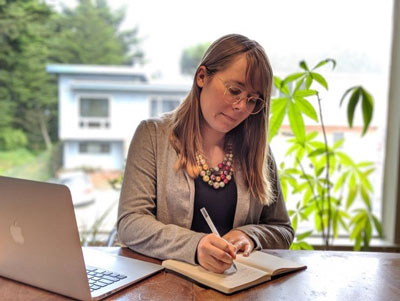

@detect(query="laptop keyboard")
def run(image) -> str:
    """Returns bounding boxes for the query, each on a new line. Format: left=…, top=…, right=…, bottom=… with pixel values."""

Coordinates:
left=86, top=266, right=127, bottom=292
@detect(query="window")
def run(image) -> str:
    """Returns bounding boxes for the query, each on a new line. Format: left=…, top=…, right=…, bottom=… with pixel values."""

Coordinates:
left=79, top=142, right=110, bottom=154
left=78, top=96, right=110, bottom=128
left=80, top=97, right=109, bottom=118
left=150, top=98, right=180, bottom=117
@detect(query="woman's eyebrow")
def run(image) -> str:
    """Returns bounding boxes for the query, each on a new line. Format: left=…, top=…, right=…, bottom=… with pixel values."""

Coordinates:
left=227, top=79, right=246, bottom=87
left=226, top=79, right=260, bottom=96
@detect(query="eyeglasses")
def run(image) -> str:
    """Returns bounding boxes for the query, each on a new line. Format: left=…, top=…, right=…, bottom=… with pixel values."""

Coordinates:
left=216, top=76, right=265, bottom=115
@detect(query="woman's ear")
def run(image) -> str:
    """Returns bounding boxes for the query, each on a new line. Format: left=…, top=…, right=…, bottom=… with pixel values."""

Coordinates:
left=196, top=66, right=207, bottom=88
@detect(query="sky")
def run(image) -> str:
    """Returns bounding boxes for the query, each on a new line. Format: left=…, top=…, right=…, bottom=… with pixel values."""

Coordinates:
left=48, top=0, right=395, bottom=81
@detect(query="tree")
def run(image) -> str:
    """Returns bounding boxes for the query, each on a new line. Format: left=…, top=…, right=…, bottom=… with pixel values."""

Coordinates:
left=49, top=0, right=144, bottom=65
left=180, top=42, right=211, bottom=76
left=0, top=0, right=144, bottom=152
left=0, top=0, right=56, bottom=150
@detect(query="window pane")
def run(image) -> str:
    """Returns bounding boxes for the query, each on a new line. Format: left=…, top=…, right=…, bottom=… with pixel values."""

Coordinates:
left=80, top=98, right=109, bottom=117
left=150, top=99, right=158, bottom=117
left=79, top=142, right=110, bottom=154
left=161, top=100, right=180, bottom=113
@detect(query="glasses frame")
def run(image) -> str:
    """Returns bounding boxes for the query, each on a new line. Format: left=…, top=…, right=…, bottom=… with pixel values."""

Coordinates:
left=216, top=76, right=265, bottom=115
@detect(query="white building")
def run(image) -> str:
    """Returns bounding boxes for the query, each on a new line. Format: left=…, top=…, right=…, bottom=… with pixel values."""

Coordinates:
left=47, top=64, right=190, bottom=170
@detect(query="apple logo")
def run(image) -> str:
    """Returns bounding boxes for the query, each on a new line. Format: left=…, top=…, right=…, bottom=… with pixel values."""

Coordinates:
left=10, top=221, right=25, bottom=245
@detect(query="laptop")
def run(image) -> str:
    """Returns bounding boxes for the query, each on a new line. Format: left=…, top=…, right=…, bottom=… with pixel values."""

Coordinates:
left=0, top=176, right=164, bottom=300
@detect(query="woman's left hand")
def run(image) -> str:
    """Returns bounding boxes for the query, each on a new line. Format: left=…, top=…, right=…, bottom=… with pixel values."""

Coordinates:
left=223, top=230, right=255, bottom=257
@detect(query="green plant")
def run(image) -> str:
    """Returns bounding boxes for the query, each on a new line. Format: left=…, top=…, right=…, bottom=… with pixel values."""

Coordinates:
left=271, top=59, right=383, bottom=251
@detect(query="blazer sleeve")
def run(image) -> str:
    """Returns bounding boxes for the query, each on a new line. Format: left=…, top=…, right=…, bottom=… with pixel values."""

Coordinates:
left=235, top=150, right=295, bottom=250
left=117, top=120, right=205, bottom=264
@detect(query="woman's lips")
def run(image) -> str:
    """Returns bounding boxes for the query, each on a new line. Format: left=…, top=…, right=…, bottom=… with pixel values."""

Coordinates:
left=221, top=113, right=237, bottom=122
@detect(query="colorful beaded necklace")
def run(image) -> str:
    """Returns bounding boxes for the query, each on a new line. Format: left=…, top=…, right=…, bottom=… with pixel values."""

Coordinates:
left=196, top=146, right=234, bottom=189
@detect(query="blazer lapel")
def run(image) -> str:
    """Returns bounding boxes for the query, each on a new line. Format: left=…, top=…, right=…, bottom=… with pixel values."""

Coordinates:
left=233, top=164, right=250, bottom=228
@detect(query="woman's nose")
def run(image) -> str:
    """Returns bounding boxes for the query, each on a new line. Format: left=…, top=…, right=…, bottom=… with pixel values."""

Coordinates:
left=231, top=97, right=247, bottom=112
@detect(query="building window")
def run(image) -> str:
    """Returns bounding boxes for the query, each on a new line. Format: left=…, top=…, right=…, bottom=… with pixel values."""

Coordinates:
left=79, top=96, right=110, bottom=128
left=79, top=142, right=111, bottom=154
left=150, top=98, right=180, bottom=117
left=80, top=97, right=109, bottom=117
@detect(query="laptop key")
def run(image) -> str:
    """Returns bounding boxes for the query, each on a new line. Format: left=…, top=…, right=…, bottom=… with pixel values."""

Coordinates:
left=94, top=281, right=107, bottom=288
left=116, top=274, right=127, bottom=279
left=96, top=269, right=106, bottom=274
left=98, top=279, right=113, bottom=285
left=91, top=285, right=101, bottom=291
left=102, top=275, right=120, bottom=282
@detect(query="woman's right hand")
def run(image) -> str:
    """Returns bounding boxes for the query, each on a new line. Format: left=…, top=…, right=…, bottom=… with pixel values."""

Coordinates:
left=196, top=234, right=237, bottom=273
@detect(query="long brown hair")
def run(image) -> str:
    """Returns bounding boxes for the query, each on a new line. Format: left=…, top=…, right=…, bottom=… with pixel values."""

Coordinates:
left=169, top=34, right=274, bottom=205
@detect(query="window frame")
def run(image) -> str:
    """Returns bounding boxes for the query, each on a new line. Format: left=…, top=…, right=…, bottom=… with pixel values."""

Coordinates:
left=148, top=95, right=181, bottom=117
left=76, top=93, right=112, bottom=129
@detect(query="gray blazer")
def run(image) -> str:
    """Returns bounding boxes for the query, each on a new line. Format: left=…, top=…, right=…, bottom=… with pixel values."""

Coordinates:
left=117, top=116, right=294, bottom=264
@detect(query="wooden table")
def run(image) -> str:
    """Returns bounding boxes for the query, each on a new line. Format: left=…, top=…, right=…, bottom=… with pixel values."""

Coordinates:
left=1, top=247, right=399, bottom=300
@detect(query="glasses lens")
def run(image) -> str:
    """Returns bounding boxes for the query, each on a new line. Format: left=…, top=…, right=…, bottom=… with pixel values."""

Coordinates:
left=247, top=98, right=265, bottom=114
left=225, top=86, right=242, bottom=103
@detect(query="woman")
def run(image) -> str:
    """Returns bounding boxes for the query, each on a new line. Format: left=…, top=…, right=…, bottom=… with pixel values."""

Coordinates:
left=118, top=34, right=294, bottom=274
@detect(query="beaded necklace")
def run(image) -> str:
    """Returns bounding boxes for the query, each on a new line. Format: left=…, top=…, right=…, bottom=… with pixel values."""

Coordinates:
left=196, top=146, right=234, bottom=190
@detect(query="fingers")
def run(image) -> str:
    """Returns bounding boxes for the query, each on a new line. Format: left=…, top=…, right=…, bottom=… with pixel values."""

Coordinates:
left=243, top=243, right=252, bottom=257
left=197, top=234, right=236, bottom=273
left=223, top=230, right=255, bottom=256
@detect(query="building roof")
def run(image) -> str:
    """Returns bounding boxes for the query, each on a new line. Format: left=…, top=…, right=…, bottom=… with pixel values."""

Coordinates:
left=46, top=64, right=148, bottom=81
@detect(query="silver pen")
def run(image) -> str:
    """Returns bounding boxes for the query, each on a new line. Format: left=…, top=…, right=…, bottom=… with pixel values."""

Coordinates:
left=200, top=207, right=238, bottom=273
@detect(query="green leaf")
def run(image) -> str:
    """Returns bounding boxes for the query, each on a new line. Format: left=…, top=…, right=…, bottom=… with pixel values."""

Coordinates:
left=294, top=77, right=305, bottom=92
left=372, top=215, right=383, bottom=237
left=354, top=235, right=362, bottom=251
left=313, top=58, right=336, bottom=70
left=294, top=97, right=318, bottom=121
left=360, top=185, right=372, bottom=210
left=274, top=76, right=290, bottom=95
left=347, top=87, right=361, bottom=128
left=288, top=101, right=306, bottom=143
left=310, top=72, right=328, bottom=90
left=285, top=144, right=298, bottom=156
left=358, top=172, right=373, bottom=192
left=350, top=216, right=366, bottom=239
left=298, top=241, right=314, bottom=250
left=306, top=131, right=319, bottom=141
left=296, top=230, right=313, bottom=240
left=305, top=75, right=312, bottom=89
left=315, top=166, right=325, bottom=177
left=308, top=148, right=326, bottom=157
left=299, top=60, right=309, bottom=71
left=294, top=89, right=317, bottom=97
left=269, top=98, right=289, bottom=140
left=361, top=88, right=374, bottom=136
left=292, top=215, right=298, bottom=231
left=346, top=184, right=357, bottom=209
left=334, top=171, right=349, bottom=192
left=282, top=72, right=305, bottom=86
left=337, top=152, right=354, bottom=166
left=340, top=86, right=356, bottom=107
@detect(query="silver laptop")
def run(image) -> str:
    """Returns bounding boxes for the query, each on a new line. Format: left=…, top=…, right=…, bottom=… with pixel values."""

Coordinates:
left=0, top=176, right=164, bottom=300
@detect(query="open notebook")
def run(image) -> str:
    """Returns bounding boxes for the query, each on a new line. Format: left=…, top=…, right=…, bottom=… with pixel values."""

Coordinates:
left=162, top=250, right=306, bottom=294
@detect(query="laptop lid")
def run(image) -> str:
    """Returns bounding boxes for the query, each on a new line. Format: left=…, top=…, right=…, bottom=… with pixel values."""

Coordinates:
left=0, top=176, right=163, bottom=300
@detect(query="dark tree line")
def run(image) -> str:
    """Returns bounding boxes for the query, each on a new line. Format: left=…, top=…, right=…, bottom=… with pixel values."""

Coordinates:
left=0, top=0, right=143, bottom=151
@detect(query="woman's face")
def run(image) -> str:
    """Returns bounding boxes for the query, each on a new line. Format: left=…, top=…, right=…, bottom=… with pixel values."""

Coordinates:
left=197, top=54, right=255, bottom=137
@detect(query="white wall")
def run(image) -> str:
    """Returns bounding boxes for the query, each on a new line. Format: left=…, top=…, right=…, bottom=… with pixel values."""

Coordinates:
left=63, top=140, right=123, bottom=170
